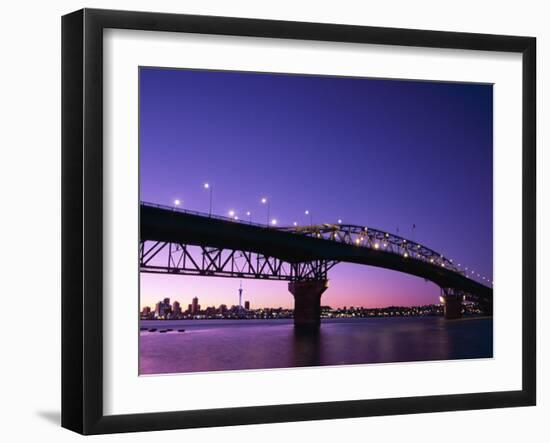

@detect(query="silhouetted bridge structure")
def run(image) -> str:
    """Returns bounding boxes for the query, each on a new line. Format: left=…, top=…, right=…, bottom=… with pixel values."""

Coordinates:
left=140, top=202, right=493, bottom=328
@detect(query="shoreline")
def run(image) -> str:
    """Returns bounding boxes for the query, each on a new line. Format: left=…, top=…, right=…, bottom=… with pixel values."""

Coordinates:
left=140, top=315, right=492, bottom=322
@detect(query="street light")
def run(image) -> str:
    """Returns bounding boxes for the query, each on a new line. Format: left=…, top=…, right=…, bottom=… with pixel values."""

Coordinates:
left=271, top=219, right=278, bottom=226
left=228, top=210, right=235, bottom=217
left=305, top=209, right=312, bottom=226
left=173, top=199, right=181, bottom=209
left=261, top=197, right=270, bottom=226
left=203, top=183, right=213, bottom=216
left=246, top=211, right=252, bottom=223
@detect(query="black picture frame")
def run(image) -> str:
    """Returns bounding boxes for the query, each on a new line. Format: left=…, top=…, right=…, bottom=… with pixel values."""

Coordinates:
left=62, top=8, right=536, bottom=435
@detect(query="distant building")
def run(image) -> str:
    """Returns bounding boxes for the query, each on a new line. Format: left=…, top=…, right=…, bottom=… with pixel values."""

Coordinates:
left=154, top=297, right=172, bottom=318
left=172, top=301, right=182, bottom=318
left=141, top=306, right=152, bottom=319
left=244, top=301, right=250, bottom=310
left=205, top=306, right=217, bottom=317
left=191, top=297, right=200, bottom=315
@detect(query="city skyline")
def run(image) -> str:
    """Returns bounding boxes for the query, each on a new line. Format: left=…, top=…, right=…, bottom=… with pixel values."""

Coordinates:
left=140, top=294, right=484, bottom=321
left=139, top=67, right=493, bottom=310
left=141, top=295, right=251, bottom=318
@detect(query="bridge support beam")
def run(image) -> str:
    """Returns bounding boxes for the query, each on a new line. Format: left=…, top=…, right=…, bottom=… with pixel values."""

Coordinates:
left=289, top=280, right=328, bottom=329
left=441, top=295, right=462, bottom=319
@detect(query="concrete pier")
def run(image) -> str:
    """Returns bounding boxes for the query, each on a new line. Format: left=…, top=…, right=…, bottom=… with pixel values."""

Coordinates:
left=442, top=295, right=462, bottom=319
left=288, top=280, right=328, bottom=329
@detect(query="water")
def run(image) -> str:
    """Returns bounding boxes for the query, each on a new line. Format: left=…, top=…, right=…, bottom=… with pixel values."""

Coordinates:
left=139, top=317, right=492, bottom=375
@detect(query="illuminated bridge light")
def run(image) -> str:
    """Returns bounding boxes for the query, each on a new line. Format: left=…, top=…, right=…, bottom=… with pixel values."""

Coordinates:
left=271, top=219, right=277, bottom=225
left=234, top=216, right=239, bottom=220
left=338, top=219, right=342, bottom=224
left=385, top=233, right=389, bottom=238
left=374, top=243, right=380, bottom=249
left=441, top=263, right=445, bottom=267
left=430, top=258, right=434, bottom=263
left=228, top=210, right=235, bottom=217
left=174, top=199, right=181, bottom=206
left=293, top=221, right=298, bottom=226
left=355, top=238, right=360, bottom=245
left=403, top=252, right=409, bottom=258
left=383, top=242, right=387, bottom=248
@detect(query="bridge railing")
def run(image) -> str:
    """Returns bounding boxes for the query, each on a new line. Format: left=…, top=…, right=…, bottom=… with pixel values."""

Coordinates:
left=141, top=201, right=269, bottom=228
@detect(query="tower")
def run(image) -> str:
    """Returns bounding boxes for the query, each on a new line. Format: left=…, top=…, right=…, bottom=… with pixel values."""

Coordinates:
left=238, top=281, right=243, bottom=309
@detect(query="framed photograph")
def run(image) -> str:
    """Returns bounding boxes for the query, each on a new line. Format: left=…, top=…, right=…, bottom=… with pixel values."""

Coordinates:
left=62, top=8, right=536, bottom=434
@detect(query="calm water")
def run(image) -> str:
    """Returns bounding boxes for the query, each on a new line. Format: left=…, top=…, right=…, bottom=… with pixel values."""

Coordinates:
left=139, top=317, right=492, bottom=375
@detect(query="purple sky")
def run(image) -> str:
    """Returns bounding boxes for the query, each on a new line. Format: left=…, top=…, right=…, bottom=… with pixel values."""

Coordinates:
left=139, top=67, right=493, bottom=310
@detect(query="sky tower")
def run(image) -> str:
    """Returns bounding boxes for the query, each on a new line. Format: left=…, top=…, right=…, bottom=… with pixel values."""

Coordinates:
left=238, top=281, right=243, bottom=309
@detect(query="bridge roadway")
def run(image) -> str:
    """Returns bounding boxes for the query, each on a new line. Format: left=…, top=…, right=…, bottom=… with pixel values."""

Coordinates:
left=140, top=203, right=493, bottom=328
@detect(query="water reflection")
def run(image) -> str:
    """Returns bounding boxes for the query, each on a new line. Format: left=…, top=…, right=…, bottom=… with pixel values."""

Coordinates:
left=292, top=328, right=323, bottom=367
left=139, top=317, right=492, bottom=375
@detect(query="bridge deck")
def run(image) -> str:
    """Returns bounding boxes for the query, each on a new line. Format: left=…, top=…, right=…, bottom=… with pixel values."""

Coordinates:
left=140, top=204, right=492, bottom=302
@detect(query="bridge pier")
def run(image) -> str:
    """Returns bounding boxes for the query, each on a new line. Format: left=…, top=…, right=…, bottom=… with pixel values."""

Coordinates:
left=440, top=290, right=463, bottom=319
left=443, top=296, right=462, bottom=319
left=289, top=280, right=328, bottom=329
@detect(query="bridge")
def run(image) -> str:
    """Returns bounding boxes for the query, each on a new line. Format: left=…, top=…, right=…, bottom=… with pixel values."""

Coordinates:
left=140, top=202, right=493, bottom=329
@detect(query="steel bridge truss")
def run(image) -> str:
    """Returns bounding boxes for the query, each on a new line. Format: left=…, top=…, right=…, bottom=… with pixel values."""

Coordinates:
left=139, top=241, right=338, bottom=281
left=282, top=224, right=463, bottom=275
